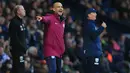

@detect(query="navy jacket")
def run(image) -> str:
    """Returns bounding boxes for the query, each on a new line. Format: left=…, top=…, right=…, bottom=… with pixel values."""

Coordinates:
left=83, top=20, right=104, bottom=57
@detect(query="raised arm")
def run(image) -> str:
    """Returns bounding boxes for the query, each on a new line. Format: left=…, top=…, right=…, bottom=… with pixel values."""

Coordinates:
left=88, top=22, right=107, bottom=40
left=36, top=16, right=50, bottom=24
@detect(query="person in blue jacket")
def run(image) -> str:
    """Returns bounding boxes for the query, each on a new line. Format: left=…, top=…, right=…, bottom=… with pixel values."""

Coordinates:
left=82, top=8, right=107, bottom=73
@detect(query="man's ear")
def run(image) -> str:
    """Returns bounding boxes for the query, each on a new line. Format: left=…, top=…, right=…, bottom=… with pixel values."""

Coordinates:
left=88, top=14, right=91, bottom=18
left=17, top=9, right=19, bottom=14
left=52, top=8, right=55, bottom=12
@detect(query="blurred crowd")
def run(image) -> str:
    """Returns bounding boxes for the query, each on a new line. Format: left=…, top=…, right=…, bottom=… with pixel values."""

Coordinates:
left=0, top=0, right=129, bottom=73
left=80, top=0, right=130, bottom=22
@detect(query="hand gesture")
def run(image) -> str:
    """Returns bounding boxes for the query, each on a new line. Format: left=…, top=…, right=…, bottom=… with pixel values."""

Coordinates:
left=101, top=22, right=107, bottom=28
left=36, top=16, right=42, bottom=21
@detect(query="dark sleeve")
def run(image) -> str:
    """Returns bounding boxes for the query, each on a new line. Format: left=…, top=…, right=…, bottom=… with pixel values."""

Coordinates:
left=8, top=21, right=13, bottom=37
left=9, top=20, right=16, bottom=39
left=88, top=23, right=104, bottom=40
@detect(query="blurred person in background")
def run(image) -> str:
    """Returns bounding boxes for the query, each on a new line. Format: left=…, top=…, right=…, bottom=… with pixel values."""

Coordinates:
left=0, top=16, right=8, bottom=41
left=9, top=5, right=27, bottom=73
left=26, top=19, right=44, bottom=60
left=36, top=2, right=65, bottom=73
left=64, top=32, right=77, bottom=62
left=82, top=8, right=107, bottom=73
left=62, top=55, right=75, bottom=73
left=25, top=46, right=48, bottom=73
left=0, top=42, right=12, bottom=73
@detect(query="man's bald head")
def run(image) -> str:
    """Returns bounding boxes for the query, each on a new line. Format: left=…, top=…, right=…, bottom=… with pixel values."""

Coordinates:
left=52, top=2, right=64, bottom=16
left=53, top=2, right=62, bottom=7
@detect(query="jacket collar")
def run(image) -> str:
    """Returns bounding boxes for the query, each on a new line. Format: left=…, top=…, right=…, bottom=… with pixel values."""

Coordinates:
left=15, top=15, right=22, bottom=21
left=53, top=13, right=65, bottom=22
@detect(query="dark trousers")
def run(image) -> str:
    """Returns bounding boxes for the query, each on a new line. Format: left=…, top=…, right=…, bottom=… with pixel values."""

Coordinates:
left=10, top=47, right=25, bottom=73
left=83, top=56, right=101, bottom=73
left=46, top=56, right=62, bottom=73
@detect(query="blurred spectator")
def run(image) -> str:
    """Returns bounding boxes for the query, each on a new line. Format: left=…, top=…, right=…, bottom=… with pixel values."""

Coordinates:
left=26, top=46, right=48, bottom=73
left=0, top=16, right=8, bottom=40
left=62, top=55, right=74, bottom=73
left=75, top=36, right=84, bottom=60
left=65, top=32, right=77, bottom=62
left=0, top=42, right=12, bottom=73
left=29, top=9, right=36, bottom=19
left=117, top=34, right=126, bottom=55
left=26, top=19, right=44, bottom=60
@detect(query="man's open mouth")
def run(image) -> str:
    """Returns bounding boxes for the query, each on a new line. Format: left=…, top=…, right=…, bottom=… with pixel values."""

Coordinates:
left=59, top=10, right=63, bottom=13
